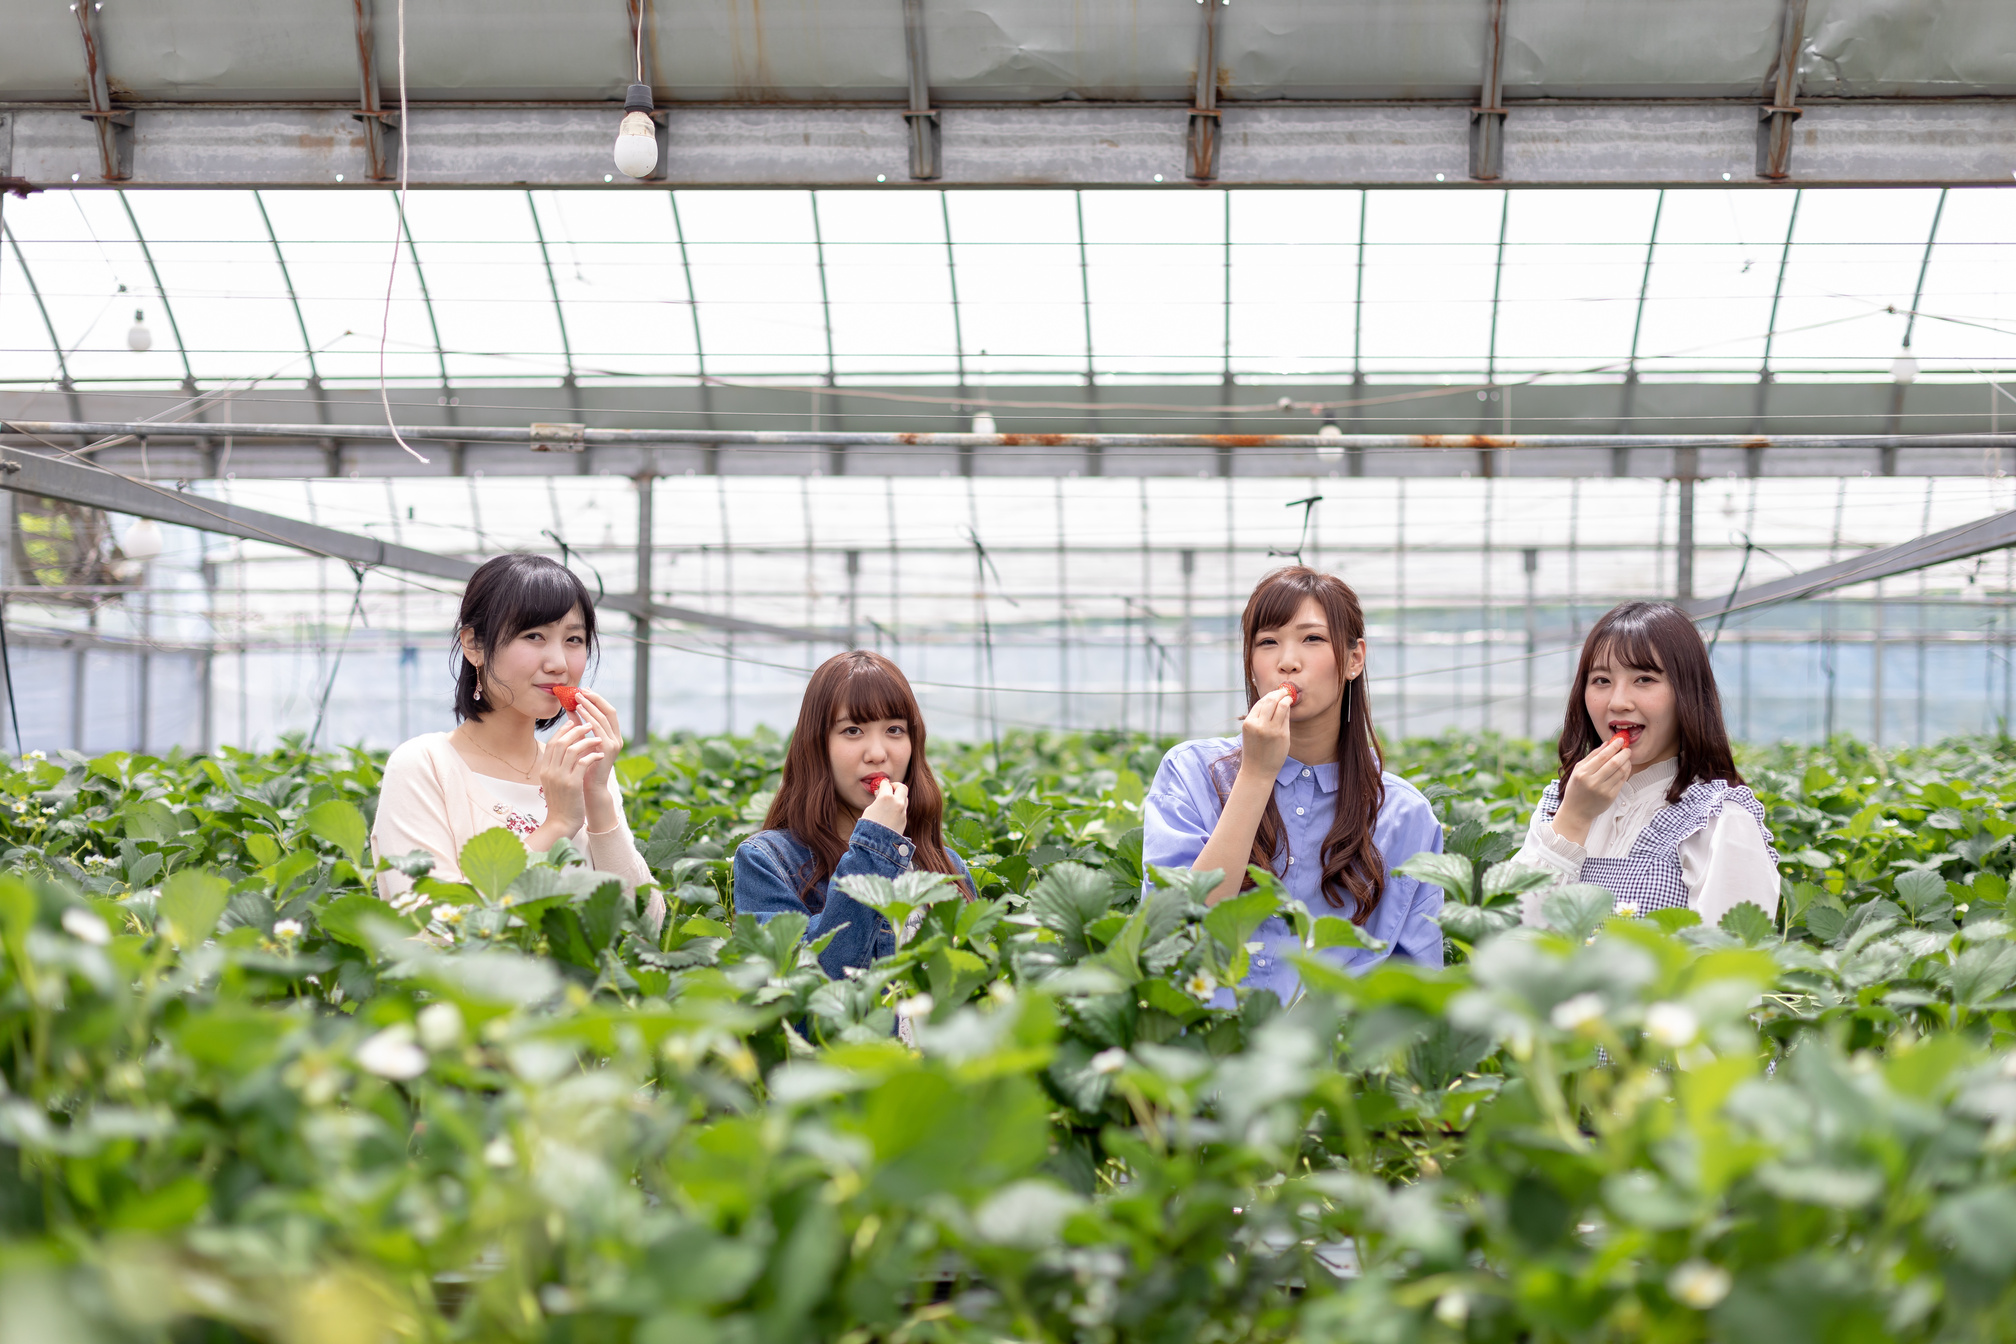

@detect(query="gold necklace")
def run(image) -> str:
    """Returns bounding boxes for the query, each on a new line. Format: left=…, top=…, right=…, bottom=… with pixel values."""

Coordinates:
left=458, top=728, right=537, bottom=782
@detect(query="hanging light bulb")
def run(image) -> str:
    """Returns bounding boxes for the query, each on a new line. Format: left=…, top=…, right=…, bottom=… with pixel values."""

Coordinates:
left=613, top=83, right=659, bottom=178
left=971, top=409, right=997, bottom=435
left=126, top=309, right=152, bottom=352
left=1891, top=350, right=1919, bottom=384
left=121, top=517, right=164, bottom=563
left=1316, top=420, right=1344, bottom=460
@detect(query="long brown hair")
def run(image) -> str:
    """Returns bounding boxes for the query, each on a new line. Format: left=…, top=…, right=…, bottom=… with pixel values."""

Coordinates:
left=1220, top=567, right=1388, bottom=924
left=764, top=650, right=963, bottom=911
left=1557, top=601, right=1742, bottom=805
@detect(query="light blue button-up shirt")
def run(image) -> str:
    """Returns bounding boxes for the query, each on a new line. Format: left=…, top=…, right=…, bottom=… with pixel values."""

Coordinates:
left=1141, top=737, right=1446, bottom=1003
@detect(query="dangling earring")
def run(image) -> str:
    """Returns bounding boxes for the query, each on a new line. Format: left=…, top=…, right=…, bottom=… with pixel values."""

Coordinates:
left=473, top=675, right=481, bottom=702
left=1345, top=675, right=1354, bottom=725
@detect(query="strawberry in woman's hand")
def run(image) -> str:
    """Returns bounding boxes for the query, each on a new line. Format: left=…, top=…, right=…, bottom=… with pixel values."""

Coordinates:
left=863, top=773, right=889, bottom=794
left=547, top=684, right=582, bottom=713
left=1281, top=681, right=1301, bottom=707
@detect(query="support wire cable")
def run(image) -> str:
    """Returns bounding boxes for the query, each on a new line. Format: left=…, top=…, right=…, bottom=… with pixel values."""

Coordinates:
left=307, top=563, right=370, bottom=749
left=375, top=0, right=429, bottom=465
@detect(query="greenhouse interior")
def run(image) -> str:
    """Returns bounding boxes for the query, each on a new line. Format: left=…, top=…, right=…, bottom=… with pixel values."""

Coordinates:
left=4, top=1, right=2016, bottom=1340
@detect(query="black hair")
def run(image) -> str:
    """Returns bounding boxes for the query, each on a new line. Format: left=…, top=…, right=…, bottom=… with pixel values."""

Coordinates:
left=452, top=553, right=597, bottom=728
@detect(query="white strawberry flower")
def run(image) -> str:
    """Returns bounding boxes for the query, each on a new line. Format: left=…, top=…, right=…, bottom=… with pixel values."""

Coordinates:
left=62, top=908, right=110, bottom=945
left=1667, top=1260, right=1731, bottom=1309
left=355, top=1025, right=428, bottom=1080
left=1550, top=992, right=1605, bottom=1032
left=1645, top=1001, right=1699, bottom=1049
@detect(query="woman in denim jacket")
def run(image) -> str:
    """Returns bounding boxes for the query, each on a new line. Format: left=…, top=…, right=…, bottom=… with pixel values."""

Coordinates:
left=733, top=651, right=971, bottom=979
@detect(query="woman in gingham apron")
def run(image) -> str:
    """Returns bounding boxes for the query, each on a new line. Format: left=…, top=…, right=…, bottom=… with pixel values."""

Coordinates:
left=1510, top=602, right=1779, bottom=925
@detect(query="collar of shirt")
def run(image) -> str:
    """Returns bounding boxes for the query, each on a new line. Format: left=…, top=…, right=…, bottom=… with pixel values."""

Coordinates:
left=1275, top=756, right=1338, bottom=793
left=1618, top=755, right=1679, bottom=800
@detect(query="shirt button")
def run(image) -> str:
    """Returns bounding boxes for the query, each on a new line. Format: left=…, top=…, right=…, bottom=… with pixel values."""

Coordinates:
left=1295, top=806, right=1305, bottom=816
left=1302, top=769, right=1311, bottom=777
left=1288, top=856, right=1296, bottom=865
left=897, top=844, right=911, bottom=858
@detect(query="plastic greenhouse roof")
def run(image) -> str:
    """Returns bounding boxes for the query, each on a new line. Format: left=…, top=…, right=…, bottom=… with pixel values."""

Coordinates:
left=6, top=0, right=2015, bottom=104
left=3, top=185, right=2015, bottom=401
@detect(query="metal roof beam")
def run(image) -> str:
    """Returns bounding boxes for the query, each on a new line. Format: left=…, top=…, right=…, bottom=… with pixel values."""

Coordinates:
left=1075, top=190, right=1094, bottom=388
left=665, top=192, right=713, bottom=438
left=940, top=191, right=966, bottom=394
left=525, top=192, right=580, bottom=395
left=116, top=192, right=195, bottom=393
left=2, top=221, right=81, bottom=419
left=14, top=419, right=2016, bottom=454
left=1470, top=0, right=1508, bottom=180
left=0, top=444, right=833, bottom=641
left=1884, top=187, right=1948, bottom=473
left=1486, top=192, right=1509, bottom=385
left=809, top=192, right=836, bottom=389
left=351, top=0, right=398, bottom=181
left=13, top=102, right=2016, bottom=188
left=71, top=0, right=131, bottom=181
left=1759, top=192, right=1802, bottom=382
left=1681, top=504, right=2016, bottom=620
left=901, top=0, right=939, bottom=180
left=1758, top=0, right=1809, bottom=180
left=252, top=190, right=326, bottom=424
left=1186, top=0, right=1225, bottom=182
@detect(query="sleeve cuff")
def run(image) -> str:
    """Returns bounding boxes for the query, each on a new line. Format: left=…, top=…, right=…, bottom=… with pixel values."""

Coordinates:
left=1533, top=823, right=1589, bottom=866
left=849, top=818, right=918, bottom=870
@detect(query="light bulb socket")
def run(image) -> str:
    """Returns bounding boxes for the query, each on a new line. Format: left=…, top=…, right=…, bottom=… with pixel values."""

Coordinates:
left=624, top=82, right=655, bottom=115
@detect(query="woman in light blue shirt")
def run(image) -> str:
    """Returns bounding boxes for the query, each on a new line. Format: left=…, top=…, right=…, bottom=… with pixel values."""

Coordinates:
left=1143, top=566, right=1446, bottom=1003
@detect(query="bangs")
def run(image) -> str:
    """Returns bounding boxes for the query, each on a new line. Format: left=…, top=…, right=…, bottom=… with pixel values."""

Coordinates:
left=834, top=659, right=917, bottom=726
left=1592, top=623, right=1665, bottom=674
left=1245, top=570, right=1327, bottom=636
left=497, top=563, right=594, bottom=642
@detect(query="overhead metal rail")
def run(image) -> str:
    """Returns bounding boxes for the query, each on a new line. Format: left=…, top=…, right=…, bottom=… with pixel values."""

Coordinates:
left=1682, top=506, right=2016, bottom=622
left=0, top=445, right=832, bottom=643
left=7, top=101, right=2016, bottom=189
left=9, top=419, right=2016, bottom=455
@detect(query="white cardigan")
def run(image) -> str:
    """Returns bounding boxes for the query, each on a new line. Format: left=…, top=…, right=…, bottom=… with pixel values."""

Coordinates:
left=1511, top=756, right=1779, bottom=928
left=371, top=732, right=656, bottom=911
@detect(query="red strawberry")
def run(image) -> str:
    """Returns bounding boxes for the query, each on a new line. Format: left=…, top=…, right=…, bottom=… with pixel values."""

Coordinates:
left=1281, top=681, right=1301, bottom=707
left=549, top=684, right=582, bottom=713
left=1609, top=730, right=1631, bottom=750
left=863, top=773, right=890, bottom=794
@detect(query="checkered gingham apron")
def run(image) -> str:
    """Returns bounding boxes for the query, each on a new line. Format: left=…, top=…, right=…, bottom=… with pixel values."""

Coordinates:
left=1537, top=777, right=1778, bottom=916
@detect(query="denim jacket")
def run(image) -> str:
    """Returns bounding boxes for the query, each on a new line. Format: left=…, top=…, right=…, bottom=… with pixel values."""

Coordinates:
left=732, top=819, right=972, bottom=980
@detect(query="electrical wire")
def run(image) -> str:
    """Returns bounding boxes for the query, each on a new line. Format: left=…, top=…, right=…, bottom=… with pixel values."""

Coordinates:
left=375, top=0, right=429, bottom=465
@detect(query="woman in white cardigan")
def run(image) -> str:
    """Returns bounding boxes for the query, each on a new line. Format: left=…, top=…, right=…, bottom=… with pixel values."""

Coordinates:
left=371, top=554, right=655, bottom=920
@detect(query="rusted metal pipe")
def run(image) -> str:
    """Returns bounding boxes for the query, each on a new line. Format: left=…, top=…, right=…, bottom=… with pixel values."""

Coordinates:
left=902, top=0, right=941, bottom=180
left=12, top=421, right=2016, bottom=454
left=352, top=0, right=396, bottom=181
left=1758, top=0, right=1808, bottom=180
left=73, top=0, right=131, bottom=181
left=1187, top=0, right=1224, bottom=182
left=1470, top=0, right=1507, bottom=181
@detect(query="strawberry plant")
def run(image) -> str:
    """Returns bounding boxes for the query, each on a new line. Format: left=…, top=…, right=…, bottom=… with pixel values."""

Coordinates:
left=0, top=729, right=2011, bottom=1341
